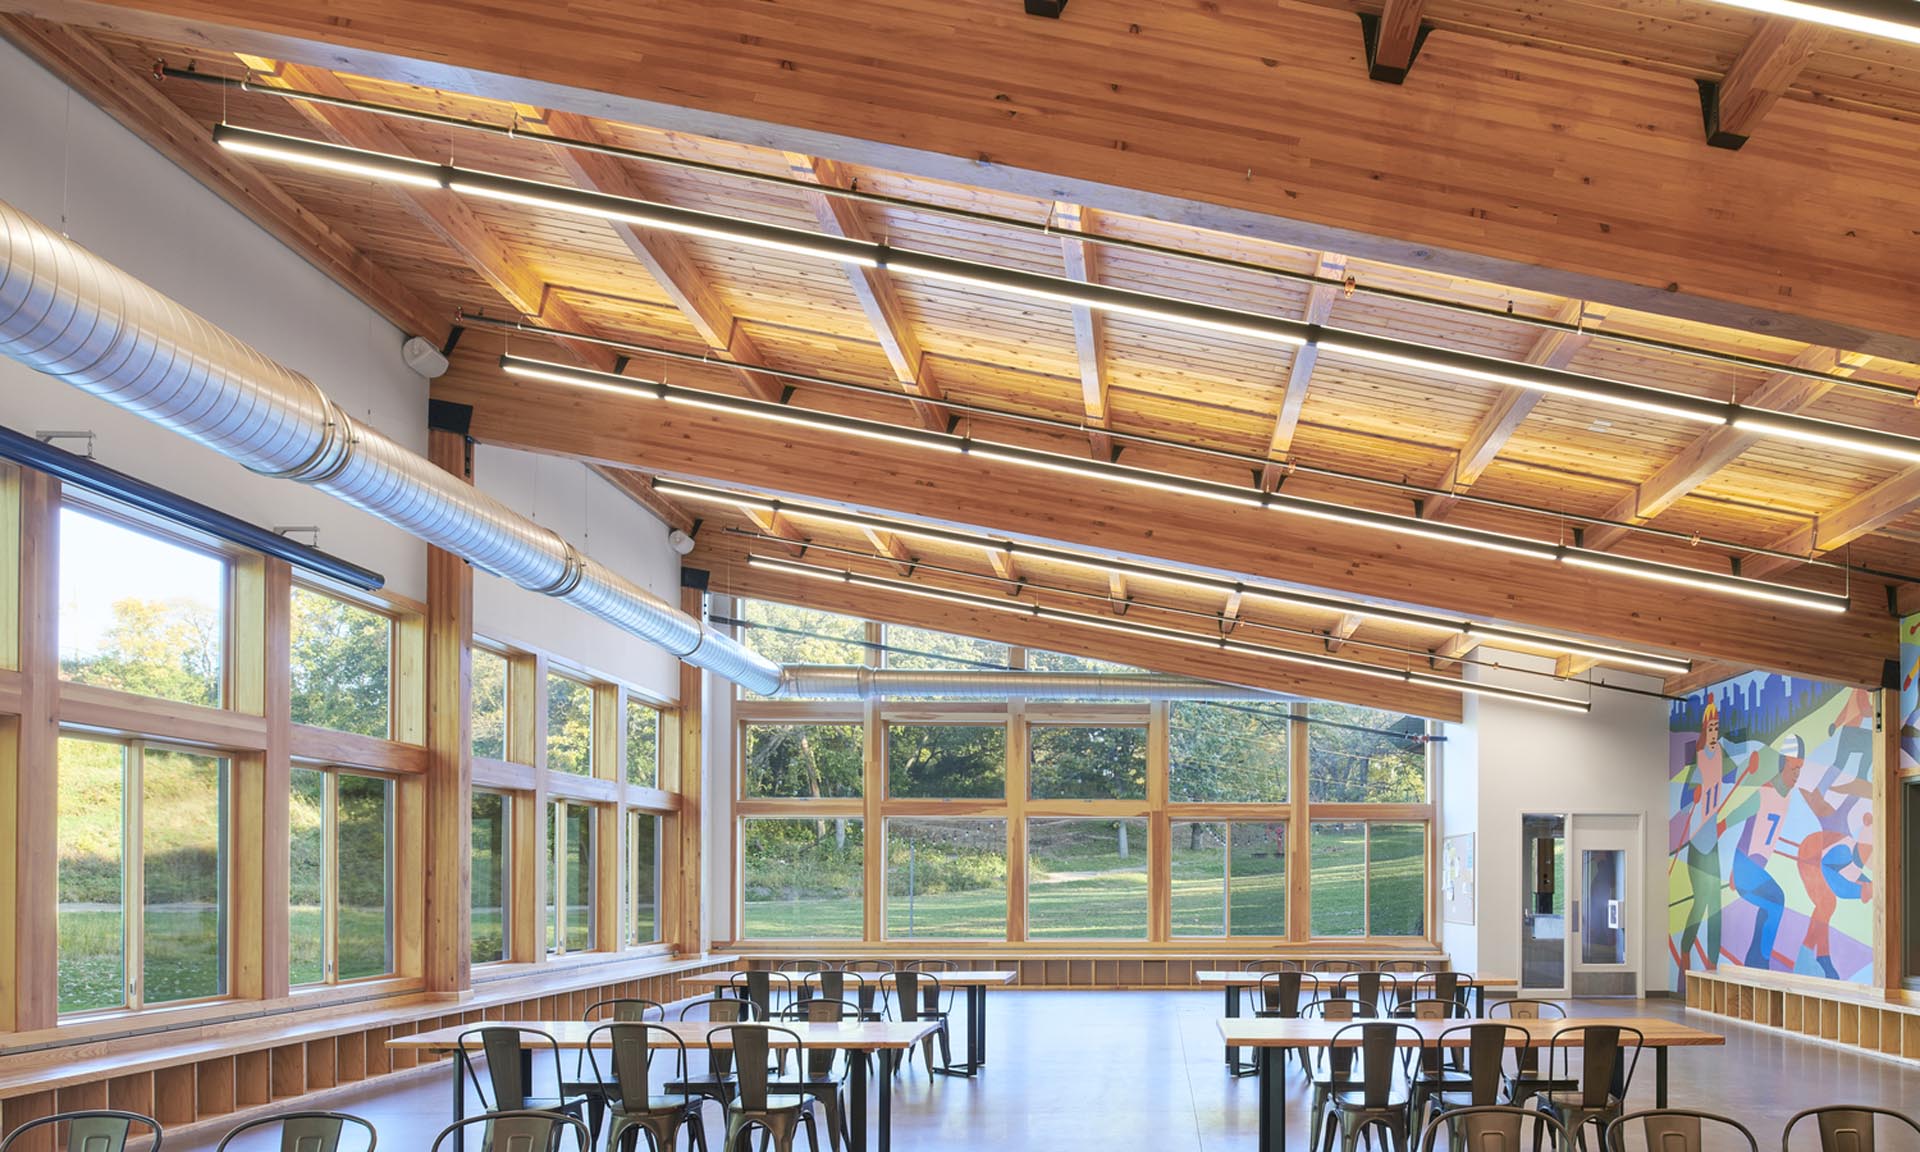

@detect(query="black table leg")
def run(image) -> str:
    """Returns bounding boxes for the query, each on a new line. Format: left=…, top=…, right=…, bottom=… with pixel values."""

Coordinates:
left=879, top=1051, right=893, bottom=1152
left=849, top=1047, right=869, bottom=1152
left=1258, top=1046, right=1285, bottom=1152
left=451, top=1054, right=465, bottom=1124
left=1656, top=1046, right=1668, bottom=1108
left=936, top=986, right=987, bottom=1076
left=1226, top=983, right=1244, bottom=1073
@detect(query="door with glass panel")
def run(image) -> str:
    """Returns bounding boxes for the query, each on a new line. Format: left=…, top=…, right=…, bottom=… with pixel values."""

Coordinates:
left=1569, top=814, right=1640, bottom=997
left=1520, top=814, right=1568, bottom=995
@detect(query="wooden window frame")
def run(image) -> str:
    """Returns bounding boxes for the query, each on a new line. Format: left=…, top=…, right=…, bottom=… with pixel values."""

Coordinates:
left=288, top=763, right=398, bottom=989
left=288, top=581, right=400, bottom=744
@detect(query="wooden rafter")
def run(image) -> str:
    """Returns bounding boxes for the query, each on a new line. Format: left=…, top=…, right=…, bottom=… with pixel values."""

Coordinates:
left=1363, top=0, right=1430, bottom=83
left=237, top=59, right=620, bottom=371
left=1581, top=347, right=1868, bottom=551
left=1428, top=633, right=1479, bottom=671
left=1325, top=613, right=1364, bottom=653
left=588, top=465, right=695, bottom=536
left=1554, top=653, right=1600, bottom=679
left=1703, top=16, right=1823, bottom=149
left=537, top=108, right=785, bottom=402
left=986, top=548, right=1022, bottom=587
left=787, top=154, right=945, bottom=432
left=1425, top=299, right=1605, bottom=521
left=0, top=20, right=448, bottom=344
left=862, top=526, right=916, bottom=576
left=742, top=506, right=809, bottom=557
left=1743, top=465, right=1920, bottom=579
left=1259, top=252, right=1347, bottom=491
left=1108, top=571, right=1130, bottom=615
left=1053, top=202, right=1113, bottom=460
left=1222, top=589, right=1245, bottom=626
left=1666, top=660, right=1743, bottom=698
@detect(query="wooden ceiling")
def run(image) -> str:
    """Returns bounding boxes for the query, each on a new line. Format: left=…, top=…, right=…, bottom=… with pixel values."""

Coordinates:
left=3, top=1, right=1918, bottom=711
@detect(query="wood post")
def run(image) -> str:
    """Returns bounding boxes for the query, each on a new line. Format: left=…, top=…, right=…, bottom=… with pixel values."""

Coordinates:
left=674, top=584, right=707, bottom=954
left=424, top=428, right=474, bottom=994
left=229, top=556, right=292, bottom=1001
left=1147, top=701, right=1171, bottom=942
left=594, top=683, right=624, bottom=953
left=1287, top=703, right=1312, bottom=942
left=1, top=469, right=58, bottom=1031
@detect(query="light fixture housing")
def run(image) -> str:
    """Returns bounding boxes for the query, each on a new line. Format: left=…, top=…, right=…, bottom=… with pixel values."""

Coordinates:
left=1708, top=0, right=1920, bottom=46
left=214, top=124, right=447, bottom=188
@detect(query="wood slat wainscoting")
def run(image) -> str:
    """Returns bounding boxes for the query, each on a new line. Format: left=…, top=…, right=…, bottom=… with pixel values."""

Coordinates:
left=730, top=950, right=1448, bottom=990
left=1687, top=965, right=1920, bottom=1062
left=0, top=955, right=735, bottom=1145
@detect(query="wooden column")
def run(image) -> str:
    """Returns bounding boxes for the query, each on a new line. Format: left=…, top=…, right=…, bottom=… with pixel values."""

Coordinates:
left=424, top=428, right=475, bottom=993
left=594, top=682, right=624, bottom=953
left=392, top=609, right=427, bottom=979
left=862, top=695, right=885, bottom=941
left=229, top=555, right=291, bottom=1001
left=1, top=469, right=57, bottom=1031
left=509, top=651, right=548, bottom=962
left=1005, top=698, right=1029, bottom=943
left=673, top=583, right=707, bottom=953
left=1287, top=703, right=1312, bottom=942
left=1147, top=700, right=1171, bottom=942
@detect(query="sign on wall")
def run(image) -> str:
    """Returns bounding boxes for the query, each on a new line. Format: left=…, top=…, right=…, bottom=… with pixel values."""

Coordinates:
left=1442, top=833, right=1475, bottom=926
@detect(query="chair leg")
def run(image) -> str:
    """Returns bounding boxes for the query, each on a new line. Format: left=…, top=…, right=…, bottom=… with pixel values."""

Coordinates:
left=1309, top=1085, right=1328, bottom=1152
left=690, top=1111, right=711, bottom=1152
left=799, top=1111, right=820, bottom=1152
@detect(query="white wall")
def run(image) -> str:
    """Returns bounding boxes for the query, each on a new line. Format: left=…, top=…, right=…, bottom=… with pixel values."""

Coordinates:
left=1438, top=701, right=1481, bottom=974
left=0, top=38, right=683, bottom=703
left=1449, top=655, right=1672, bottom=992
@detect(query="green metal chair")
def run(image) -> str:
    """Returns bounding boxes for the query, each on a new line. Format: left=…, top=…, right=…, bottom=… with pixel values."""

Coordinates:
left=667, top=997, right=763, bottom=1105
left=565, top=1000, right=668, bottom=1142
left=709, top=1025, right=822, bottom=1152
left=427, top=1109, right=588, bottom=1152
left=214, top=1111, right=375, bottom=1152
left=1419, top=1104, right=1566, bottom=1152
left=1782, top=1106, right=1920, bottom=1152
left=453, top=1027, right=592, bottom=1132
left=1606, top=1109, right=1757, bottom=1152
left=0, top=1111, right=162, bottom=1152
left=585, top=1022, right=708, bottom=1152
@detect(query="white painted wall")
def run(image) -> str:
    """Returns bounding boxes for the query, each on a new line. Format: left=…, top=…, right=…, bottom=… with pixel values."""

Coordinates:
left=1449, top=655, right=1672, bottom=992
left=0, top=38, right=682, bottom=703
left=1438, top=700, right=1481, bottom=974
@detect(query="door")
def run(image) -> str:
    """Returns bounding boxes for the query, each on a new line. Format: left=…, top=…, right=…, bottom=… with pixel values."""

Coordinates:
left=1520, top=814, right=1568, bottom=994
left=1570, top=814, right=1641, bottom=997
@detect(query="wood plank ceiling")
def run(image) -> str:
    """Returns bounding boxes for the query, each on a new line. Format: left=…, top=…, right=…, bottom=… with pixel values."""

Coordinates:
left=2, top=3, right=1917, bottom=712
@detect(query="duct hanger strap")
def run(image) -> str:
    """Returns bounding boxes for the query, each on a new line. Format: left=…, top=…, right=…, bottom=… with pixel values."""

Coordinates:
left=252, top=388, right=355, bottom=483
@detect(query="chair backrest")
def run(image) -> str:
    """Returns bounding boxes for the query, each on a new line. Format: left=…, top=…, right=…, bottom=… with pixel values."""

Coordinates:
left=708, top=1025, right=801, bottom=1111
left=1303, top=996, right=1374, bottom=1021
left=1435, top=1023, right=1531, bottom=1105
left=776, top=959, right=831, bottom=973
left=804, top=969, right=863, bottom=1003
left=1255, top=970, right=1312, bottom=1017
left=1247, top=959, right=1301, bottom=972
left=1331, top=1022, right=1423, bottom=1107
left=455, top=1027, right=564, bottom=1111
left=680, top=997, right=763, bottom=1023
left=905, top=959, right=959, bottom=971
left=1419, top=1105, right=1570, bottom=1152
left=1313, top=959, right=1363, bottom=974
left=1337, top=971, right=1399, bottom=1013
left=584, top=997, right=664, bottom=1023
left=843, top=960, right=895, bottom=973
left=1488, top=999, right=1565, bottom=1021
left=1607, top=1109, right=1759, bottom=1152
left=892, top=970, right=942, bottom=1021
left=428, top=1110, right=588, bottom=1152
left=1783, top=1105, right=1920, bottom=1152
left=214, top=1111, right=375, bottom=1152
left=1380, top=960, right=1429, bottom=974
left=1546, top=1025, right=1643, bottom=1109
left=729, top=970, right=796, bottom=1016
left=587, top=1023, right=688, bottom=1114
left=1416, top=971, right=1472, bottom=1010
left=0, top=1111, right=163, bottom=1152
left=1398, top=996, right=1457, bottom=1023
left=779, top=999, right=858, bottom=1079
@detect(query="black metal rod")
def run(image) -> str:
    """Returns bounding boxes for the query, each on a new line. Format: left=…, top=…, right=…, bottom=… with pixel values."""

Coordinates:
left=0, top=423, right=384, bottom=591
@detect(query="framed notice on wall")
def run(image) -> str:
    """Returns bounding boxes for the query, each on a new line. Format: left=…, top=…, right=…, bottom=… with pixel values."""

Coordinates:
left=1443, top=833, right=1476, bottom=926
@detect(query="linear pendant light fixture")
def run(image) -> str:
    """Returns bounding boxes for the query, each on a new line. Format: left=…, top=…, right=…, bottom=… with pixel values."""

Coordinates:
left=746, top=554, right=1592, bottom=713
left=510, top=353, right=1848, bottom=613
left=1709, top=0, right=1920, bottom=46
left=654, top=477, right=1696, bottom=675
left=214, top=124, right=1920, bottom=474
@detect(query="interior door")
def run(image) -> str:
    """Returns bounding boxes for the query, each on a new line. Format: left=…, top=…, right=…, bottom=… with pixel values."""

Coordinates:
left=1520, top=814, right=1568, bottom=995
left=1569, top=814, right=1641, bottom=997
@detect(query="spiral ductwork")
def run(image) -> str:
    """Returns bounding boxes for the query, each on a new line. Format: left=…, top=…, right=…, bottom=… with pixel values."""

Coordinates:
left=775, top=666, right=1289, bottom=701
left=0, top=198, right=781, bottom=696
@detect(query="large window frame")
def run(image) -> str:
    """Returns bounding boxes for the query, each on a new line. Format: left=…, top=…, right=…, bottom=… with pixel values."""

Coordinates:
left=289, top=763, right=397, bottom=988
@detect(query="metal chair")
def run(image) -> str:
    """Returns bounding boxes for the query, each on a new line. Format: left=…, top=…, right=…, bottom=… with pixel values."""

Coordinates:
left=890, top=969, right=951, bottom=1075
left=709, top=1025, right=822, bottom=1152
left=904, top=959, right=963, bottom=1017
left=1381, top=960, right=1430, bottom=975
left=1415, top=972, right=1479, bottom=1017
left=565, top=1000, right=669, bottom=1139
left=1533, top=1025, right=1644, bottom=1152
left=1248, top=959, right=1304, bottom=972
left=1394, top=998, right=1461, bottom=1021
left=1251, top=970, right=1321, bottom=1076
left=1315, top=960, right=1365, bottom=975
left=427, top=1110, right=589, bottom=1152
left=843, top=961, right=896, bottom=1017
left=1419, top=1105, right=1567, bottom=1152
left=1606, top=1110, right=1758, bottom=1152
left=729, top=970, right=799, bottom=1021
left=454, top=1027, right=592, bottom=1130
left=777, top=960, right=832, bottom=974
left=214, top=1111, right=376, bottom=1152
left=1337, top=971, right=1402, bottom=1017
left=1488, top=1000, right=1571, bottom=1106
left=773, top=999, right=865, bottom=1152
left=585, top=1022, right=708, bottom=1152
left=1320, top=1022, right=1425, bottom=1152
left=1412, top=1023, right=1531, bottom=1141
left=1303, top=998, right=1378, bottom=1152
left=0, top=1111, right=163, bottom=1152
left=669, top=998, right=764, bottom=1105
left=1782, top=1106, right=1920, bottom=1152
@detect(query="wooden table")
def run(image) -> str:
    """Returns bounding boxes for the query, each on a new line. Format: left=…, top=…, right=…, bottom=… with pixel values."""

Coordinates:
left=682, top=969, right=1017, bottom=1077
left=1214, top=1016, right=1726, bottom=1152
left=389, top=1018, right=940, bottom=1152
left=1199, top=970, right=1519, bottom=1072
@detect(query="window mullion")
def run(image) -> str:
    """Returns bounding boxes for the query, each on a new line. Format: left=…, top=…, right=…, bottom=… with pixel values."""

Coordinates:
left=125, top=741, right=144, bottom=1011
left=323, top=771, right=339, bottom=984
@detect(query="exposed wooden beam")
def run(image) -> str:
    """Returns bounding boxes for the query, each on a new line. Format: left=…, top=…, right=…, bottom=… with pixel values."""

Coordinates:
left=1259, top=252, right=1347, bottom=491
left=1222, top=589, right=1245, bottom=625
left=1555, top=653, right=1600, bottom=679
left=1362, top=0, right=1431, bottom=84
left=1053, top=202, right=1113, bottom=461
left=1743, top=465, right=1920, bottom=579
left=986, top=547, right=1022, bottom=589
left=589, top=465, right=696, bottom=536
left=1580, top=347, right=1867, bottom=551
left=862, top=526, right=916, bottom=576
left=1702, top=16, right=1823, bottom=150
left=1667, top=660, right=1743, bottom=697
left=1325, top=613, right=1364, bottom=654
left=1425, top=299, right=1605, bottom=521
left=1428, top=633, right=1480, bottom=672
left=1108, top=570, right=1130, bottom=615
left=538, top=108, right=785, bottom=402
left=0, top=19, right=448, bottom=344
left=788, top=154, right=945, bottom=431
left=238, top=59, right=620, bottom=371
left=742, top=507, right=809, bottom=557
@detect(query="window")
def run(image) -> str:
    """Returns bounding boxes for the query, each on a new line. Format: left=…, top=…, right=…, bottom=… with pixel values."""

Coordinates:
left=59, top=736, right=234, bottom=1014
left=743, top=722, right=863, bottom=799
left=886, top=819, right=1007, bottom=939
left=290, top=766, right=396, bottom=986
left=740, top=818, right=864, bottom=939
left=741, top=601, right=867, bottom=691
left=1310, top=821, right=1427, bottom=938
left=289, top=587, right=392, bottom=738
left=628, top=812, right=659, bottom=945
left=1026, top=650, right=1141, bottom=674
left=58, top=506, right=226, bottom=707
left=1307, top=704, right=1427, bottom=803
left=1170, top=701, right=1290, bottom=802
left=546, top=673, right=595, bottom=776
left=1170, top=822, right=1287, bottom=937
left=626, top=699, right=660, bottom=787
left=471, top=791, right=509, bottom=964
left=472, top=646, right=509, bottom=761
left=1028, top=726, right=1147, bottom=800
left=882, top=625, right=1009, bottom=672
left=1026, top=818, right=1148, bottom=939
left=887, top=724, right=1005, bottom=799
left=547, top=801, right=596, bottom=953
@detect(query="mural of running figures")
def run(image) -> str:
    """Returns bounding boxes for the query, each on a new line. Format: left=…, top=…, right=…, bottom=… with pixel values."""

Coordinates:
left=1668, top=673, right=1876, bottom=987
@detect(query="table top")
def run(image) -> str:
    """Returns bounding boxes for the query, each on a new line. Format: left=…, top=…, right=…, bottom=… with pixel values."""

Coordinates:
left=682, top=970, right=1017, bottom=989
left=1196, top=970, right=1517, bottom=988
left=1215, top=1016, right=1725, bottom=1048
left=389, top=1019, right=942, bottom=1053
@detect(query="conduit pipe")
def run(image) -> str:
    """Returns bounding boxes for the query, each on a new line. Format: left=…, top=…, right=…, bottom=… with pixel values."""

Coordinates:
left=0, top=198, right=783, bottom=695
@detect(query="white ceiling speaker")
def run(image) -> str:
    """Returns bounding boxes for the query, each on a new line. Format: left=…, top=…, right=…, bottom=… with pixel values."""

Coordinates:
left=667, top=529, right=697, bottom=556
left=401, top=335, right=450, bottom=379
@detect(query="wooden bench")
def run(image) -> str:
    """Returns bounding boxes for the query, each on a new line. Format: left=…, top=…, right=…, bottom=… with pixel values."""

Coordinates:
left=1687, top=964, right=1920, bottom=1062
left=726, top=949, right=1449, bottom=989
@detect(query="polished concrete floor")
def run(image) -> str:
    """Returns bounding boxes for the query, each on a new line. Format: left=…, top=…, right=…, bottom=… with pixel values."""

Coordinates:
left=179, top=992, right=1920, bottom=1151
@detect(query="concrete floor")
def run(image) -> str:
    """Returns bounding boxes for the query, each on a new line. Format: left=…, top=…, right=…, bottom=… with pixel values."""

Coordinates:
left=175, top=992, right=1920, bottom=1152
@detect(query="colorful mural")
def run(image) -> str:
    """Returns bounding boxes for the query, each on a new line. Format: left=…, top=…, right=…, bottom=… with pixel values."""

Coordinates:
left=1901, top=612, right=1920, bottom=772
left=1668, top=673, right=1876, bottom=987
